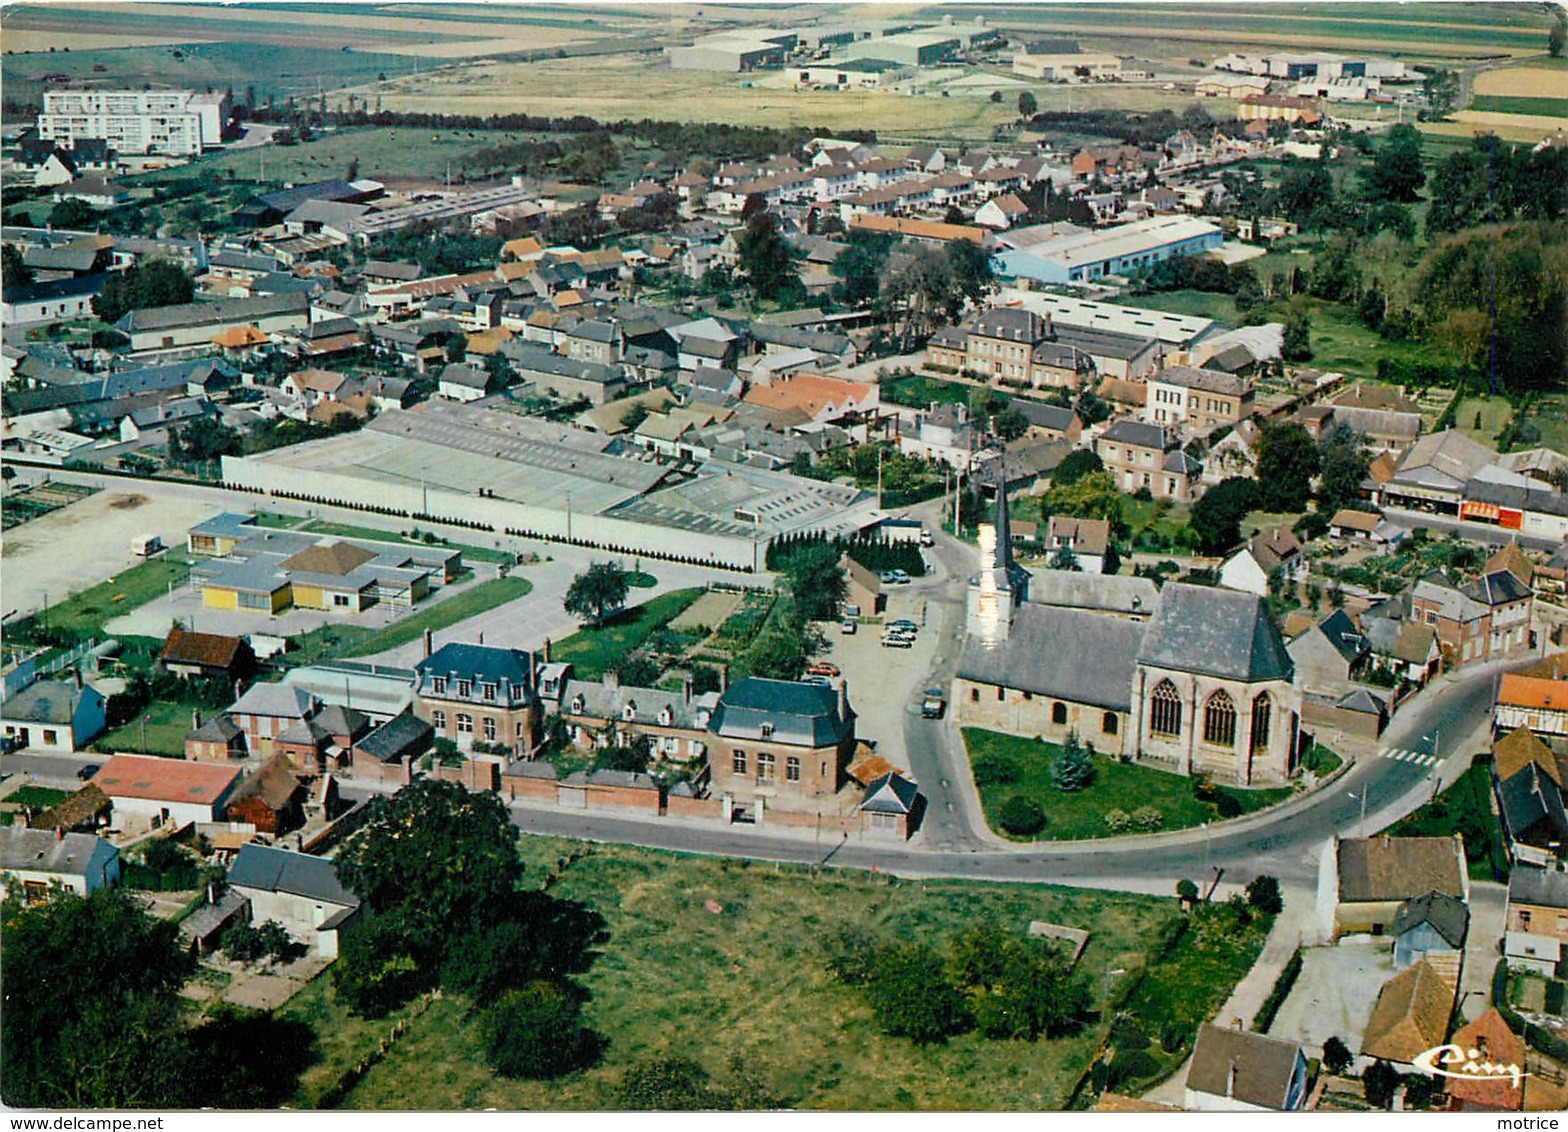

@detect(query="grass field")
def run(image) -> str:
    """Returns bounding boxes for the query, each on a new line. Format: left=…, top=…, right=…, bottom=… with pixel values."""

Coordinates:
left=94, top=700, right=196, bottom=757
left=1453, top=396, right=1515, bottom=446
left=883, top=371, right=974, bottom=409
left=549, top=588, right=704, bottom=681
left=1519, top=393, right=1568, bottom=453
left=357, top=52, right=1017, bottom=138
left=10, top=552, right=192, bottom=642
left=1475, top=60, right=1568, bottom=99
left=1468, top=95, right=1568, bottom=119
left=337, top=576, right=533, bottom=660
left=1122, top=290, right=1447, bottom=378
left=3, top=786, right=71, bottom=810
left=964, top=729, right=1294, bottom=842
left=285, top=836, right=1220, bottom=1110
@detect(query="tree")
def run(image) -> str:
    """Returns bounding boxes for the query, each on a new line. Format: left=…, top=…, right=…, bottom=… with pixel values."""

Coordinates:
left=1364, top=123, right=1426, bottom=203
left=1052, top=447, right=1104, bottom=487
left=1018, top=90, right=1038, bottom=119
left=1046, top=544, right=1081, bottom=572
left=220, top=918, right=305, bottom=965
left=832, top=231, right=894, bottom=308
left=564, top=561, right=631, bottom=627
left=992, top=407, right=1029, bottom=442
left=780, top=540, right=846, bottom=623
left=2, top=887, right=195, bottom=1107
left=998, top=794, right=1046, bottom=835
left=617, top=1057, right=716, bottom=1111
left=1245, top=875, right=1283, bottom=915
left=1317, top=425, right=1370, bottom=516
left=1420, top=68, right=1459, bottom=121
left=169, top=416, right=241, bottom=465
left=1175, top=878, right=1200, bottom=906
left=1255, top=422, right=1319, bottom=513
left=1552, top=12, right=1566, bottom=57
left=47, top=197, right=97, bottom=230
left=1363, top=1059, right=1400, bottom=1109
left=1322, top=1036, right=1353, bottom=1075
left=481, top=981, right=599, bottom=1079
left=332, top=780, right=521, bottom=966
left=866, top=943, right=971, bottom=1044
left=735, top=210, right=800, bottom=303
left=1189, top=476, right=1260, bottom=555
left=949, top=925, right=1089, bottom=1041
left=1046, top=471, right=1128, bottom=541
left=619, top=401, right=650, bottom=431
left=2, top=242, right=33, bottom=286
left=91, top=258, right=194, bottom=324
left=1050, top=733, right=1096, bottom=792
left=1281, top=305, right=1312, bottom=362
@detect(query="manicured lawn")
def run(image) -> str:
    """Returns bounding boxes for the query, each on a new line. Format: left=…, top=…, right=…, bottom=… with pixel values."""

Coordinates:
left=11, top=552, right=192, bottom=642
left=338, top=577, right=534, bottom=659
left=965, top=728, right=1294, bottom=842
left=94, top=700, right=198, bottom=757
left=626, top=571, right=657, bottom=589
left=251, top=510, right=302, bottom=530
left=882, top=371, right=973, bottom=409
left=314, top=837, right=1218, bottom=1110
left=1386, top=754, right=1508, bottom=883
left=301, top=519, right=515, bottom=565
left=550, top=589, right=704, bottom=681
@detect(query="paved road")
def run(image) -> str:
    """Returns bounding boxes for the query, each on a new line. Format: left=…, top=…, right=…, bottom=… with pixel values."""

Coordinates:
left=1383, top=506, right=1562, bottom=553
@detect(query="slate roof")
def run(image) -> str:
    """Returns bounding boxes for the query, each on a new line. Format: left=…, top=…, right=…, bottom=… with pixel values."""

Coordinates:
left=1153, top=364, right=1250, bottom=397
left=973, top=306, right=1049, bottom=343
left=859, top=771, right=919, bottom=815
left=1508, top=864, right=1568, bottom=911
left=1011, top=400, right=1079, bottom=434
left=1027, top=570, right=1157, bottom=616
left=227, top=843, right=358, bottom=908
left=416, top=643, right=535, bottom=691
left=708, top=677, right=850, bottom=748
left=587, top=768, right=660, bottom=791
left=1361, top=959, right=1455, bottom=1063
left=1391, top=889, right=1470, bottom=949
left=1186, top=1024, right=1303, bottom=1110
left=0, top=826, right=111, bottom=877
left=1099, top=418, right=1173, bottom=450
left=116, top=292, right=309, bottom=334
left=187, top=714, right=242, bottom=744
left=1313, top=609, right=1367, bottom=664
left=315, top=704, right=369, bottom=739
left=502, top=342, right=621, bottom=387
left=1464, top=570, right=1533, bottom=608
left=1337, top=835, right=1465, bottom=904
left=1137, top=583, right=1292, bottom=683
left=1497, top=762, right=1568, bottom=849
left=0, top=679, right=97, bottom=725
left=355, top=710, right=433, bottom=764
left=957, top=603, right=1144, bottom=710
left=231, top=682, right=316, bottom=720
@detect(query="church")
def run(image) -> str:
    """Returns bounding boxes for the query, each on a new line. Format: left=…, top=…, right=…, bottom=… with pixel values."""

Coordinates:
left=954, top=489, right=1302, bottom=786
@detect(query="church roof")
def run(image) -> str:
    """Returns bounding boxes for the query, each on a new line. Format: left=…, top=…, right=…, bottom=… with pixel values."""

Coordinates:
left=1137, top=582, right=1293, bottom=683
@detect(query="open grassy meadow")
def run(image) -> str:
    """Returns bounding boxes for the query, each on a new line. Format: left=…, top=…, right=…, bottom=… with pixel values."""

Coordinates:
left=94, top=699, right=196, bottom=758
left=1454, top=396, right=1515, bottom=446
left=278, top=837, right=1229, bottom=1110
left=549, top=588, right=704, bottom=680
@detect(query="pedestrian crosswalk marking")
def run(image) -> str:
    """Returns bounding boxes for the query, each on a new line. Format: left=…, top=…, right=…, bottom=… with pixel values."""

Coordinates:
left=1378, top=748, right=1437, bottom=768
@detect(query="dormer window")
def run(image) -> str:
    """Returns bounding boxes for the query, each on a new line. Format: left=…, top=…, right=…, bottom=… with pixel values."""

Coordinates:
left=658, top=707, right=673, bottom=726
left=623, top=701, right=637, bottom=721
left=456, top=679, right=472, bottom=697
left=760, top=723, right=774, bottom=739
left=482, top=683, right=497, bottom=702
left=570, top=695, right=585, bottom=714
left=431, top=676, right=447, bottom=695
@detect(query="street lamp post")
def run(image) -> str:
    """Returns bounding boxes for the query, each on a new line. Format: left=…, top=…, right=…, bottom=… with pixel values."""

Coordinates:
left=1348, top=788, right=1367, bottom=830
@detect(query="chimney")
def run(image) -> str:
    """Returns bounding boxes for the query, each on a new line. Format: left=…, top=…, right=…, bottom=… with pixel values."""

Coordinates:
left=605, top=669, right=620, bottom=692
left=543, top=637, right=552, bottom=663
left=74, top=667, right=83, bottom=690
left=720, top=663, right=729, bottom=693
left=55, top=826, right=65, bottom=842
left=423, top=628, right=433, bottom=659
left=1225, top=1061, right=1237, bottom=1100
left=192, top=709, right=201, bottom=730
left=528, top=650, right=538, bottom=691
left=683, top=671, right=694, bottom=705
left=838, top=677, right=848, bottom=721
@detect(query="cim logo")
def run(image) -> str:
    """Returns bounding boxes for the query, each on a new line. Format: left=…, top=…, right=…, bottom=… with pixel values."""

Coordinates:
left=1410, top=1044, right=1528, bottom=1089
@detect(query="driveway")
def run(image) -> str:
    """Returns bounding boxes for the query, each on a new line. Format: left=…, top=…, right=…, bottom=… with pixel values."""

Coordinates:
left=1266, top=937, right=1397, bottom=1057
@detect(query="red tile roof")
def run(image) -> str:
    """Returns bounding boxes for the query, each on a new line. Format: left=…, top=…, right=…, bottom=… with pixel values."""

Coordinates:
left=93, top=754, right=241, bottom=804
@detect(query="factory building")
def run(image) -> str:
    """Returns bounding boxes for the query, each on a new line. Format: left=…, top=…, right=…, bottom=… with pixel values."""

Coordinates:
left=992, top=216, right=1224, bottom=286
left=667, top=31, right=797, bottom=72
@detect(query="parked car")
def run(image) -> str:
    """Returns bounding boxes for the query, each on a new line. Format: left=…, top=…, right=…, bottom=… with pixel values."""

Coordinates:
left=879, top=570, right=897, bottom=584
left=76, top=763, right=101, bottom=781
left=881, top=634, right=913, bottom=649
left=921, top=689, right=946, bottom=719
left=919, top=528, right=934, bottom=547
left=843, top=604, right=862, bottom=619
left=840, top=619, right=857, bottom=635
left=887, top=619, right=918, bottom=633
left=802, top=675, right=833, bottom=687
left=889, top=569, right=911, bottom=584
left=806, top=661, right=841, bottom=678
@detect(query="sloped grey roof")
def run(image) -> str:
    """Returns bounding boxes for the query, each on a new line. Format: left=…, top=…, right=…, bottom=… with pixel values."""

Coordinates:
left=708, top=677, right=850, bottom=748
left=227, top=843, right=358, bottom=908
left=0, top=679, right=98, bottom=725
left=859, top=771, right=919, bottom=814
left=1137, top=582, right=1292, bottom=683
left=1027, top=570, right=1157, bottom=616
left=0, top=826, right=111, bottom=877
left=1391, top=889, right=1470, bottom=949
left=957, top=604, right=1144, bottom=710
left=1498, top=762, right=1568, bottom=849
left=1099, top=418, right=1171, bottom=450
left=1509, top=864, right=1568, bottom=910
left=1187, top=1024, right=1303, bottom=1110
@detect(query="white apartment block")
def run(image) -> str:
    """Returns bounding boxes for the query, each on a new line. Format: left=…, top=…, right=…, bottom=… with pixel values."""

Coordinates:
left=39, top=89, right=228, bottom=156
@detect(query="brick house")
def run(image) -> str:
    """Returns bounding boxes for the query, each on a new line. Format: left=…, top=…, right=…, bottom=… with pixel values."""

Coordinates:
left=1096, top=419, right=1202, bottom=502
left=1410, top=569, right=1534, bottom=667
left=1504, top=865, right=1568, bottom=976
left=705, top=677, right=856, bottom=821
left=160, top=629, right=255, bottom=683
left=185, top=711, right=245, bottom=761
left=224, top=755, right=305, bottom=836
left=414, top=640, right=540, bottom=760
left=1144, top=364, right=1254, bottom=435
left=351, top=710, right=434, bottom=788
left=228, top=682, right=319, bottom=759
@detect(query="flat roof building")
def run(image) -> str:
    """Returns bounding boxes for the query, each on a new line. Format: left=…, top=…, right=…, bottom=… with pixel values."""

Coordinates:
left=39, top=89, right=227, bottom=156
left=993, top=216, right=1224, bottom=286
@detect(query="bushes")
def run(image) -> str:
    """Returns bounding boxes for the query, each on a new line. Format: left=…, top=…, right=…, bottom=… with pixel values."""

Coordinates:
left=970, top=752, right=1019, bottom=787
left=1131, top=806, right=1163, bottom=831
left=1251, top=947, right=1303, bottom=1034
left=220, top=919, right=306, bottom=966
left=1547, top=979, right=1566, bottom=1016
left=480, top=982, right=599, bottom=1079
left=1246, top=876, right=1284, bottom=916
left=999, top=795, right=1046, bottom=836
left=1104, top=808, right=1132, bottom=834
